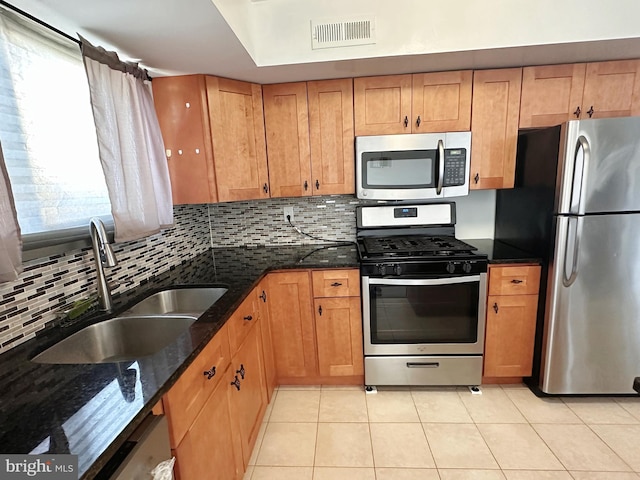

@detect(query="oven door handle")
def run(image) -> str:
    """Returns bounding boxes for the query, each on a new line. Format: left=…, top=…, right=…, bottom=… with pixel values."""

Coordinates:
left=367, top=275, right=481, bottom=286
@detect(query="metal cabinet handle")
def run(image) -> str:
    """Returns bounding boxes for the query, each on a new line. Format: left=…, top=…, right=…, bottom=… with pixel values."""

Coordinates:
left=259, top=290, right=267, bottom=303
left=574, top=106, right=581, bottom=117
left=236, top=364, right=245, bottom=380
left=587, top=106, right=594, bottom=118
left=416, top=115, right=421, bottom=127
left=510, top=279, right=523, bottom=284
left=474, top=173, right=480, bottom=184
left=304, top=180, right=308, bottom=191
left=330, top=282, right=342, bottom=287
left=318, top=305, right=323, bottom=316
left=244, top=315, right=253, bottom=321
left=230, top=376, right=241, bottom=391
left=263, top=183, right=269, bottom=194
left=203, top=366, right=216, bottom=380
left=493, top=302, right=499, bottom=314
left=315, top=179, right=320, bottom=190
left=403, top=116, right=408, bottom=128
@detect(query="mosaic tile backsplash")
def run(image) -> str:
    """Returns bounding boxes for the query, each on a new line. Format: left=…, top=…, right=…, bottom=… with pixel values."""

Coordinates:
left=0, top=195, right=360, bottom=354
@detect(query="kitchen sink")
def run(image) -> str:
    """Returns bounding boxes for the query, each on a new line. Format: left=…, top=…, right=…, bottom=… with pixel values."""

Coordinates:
left=122, top=287, right=228, bottom=317
left=32, top=315, right=197, bottom=364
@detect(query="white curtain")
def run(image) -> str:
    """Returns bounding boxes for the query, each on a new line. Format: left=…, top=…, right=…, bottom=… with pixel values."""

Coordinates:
left=81, top=38, right=173, bottom=242
left=0, top=142, right=22, bottom=282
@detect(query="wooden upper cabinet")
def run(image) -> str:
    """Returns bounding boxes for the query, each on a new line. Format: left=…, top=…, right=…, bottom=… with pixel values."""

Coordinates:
left=152, top=75, right=217, bottom=204
left=412, top=70, right=473, bottom=132
left=308, top=79, right=355, bottom=195
left=470, top=68, right=522, bottom=190
left=206, top=77, right=269, bottom=202
left=263, top=82, right=312, bottom=198
left=582, top=60, right=640, bottom=119
left=520, top=64, right=586, bottom=128
left=354, top=74, right=412, bottom=135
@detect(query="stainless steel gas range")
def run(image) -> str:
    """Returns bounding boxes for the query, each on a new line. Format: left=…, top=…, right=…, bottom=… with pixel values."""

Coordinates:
left=357, top=203, right=488, bottom=387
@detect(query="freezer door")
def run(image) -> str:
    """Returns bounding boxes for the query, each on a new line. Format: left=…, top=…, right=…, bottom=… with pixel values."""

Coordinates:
left=557, top=117, right=640, bottom=215
left=541, top=214, right=640, bottom=394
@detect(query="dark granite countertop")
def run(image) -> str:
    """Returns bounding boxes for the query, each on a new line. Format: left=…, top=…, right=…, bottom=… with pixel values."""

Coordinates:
left=462, top=238, right=542, bottom=265
left=0, top=244, right=358, bottom=480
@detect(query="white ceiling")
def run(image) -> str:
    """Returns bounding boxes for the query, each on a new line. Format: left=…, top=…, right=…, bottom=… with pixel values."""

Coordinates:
left=6, top=0, right=640, bottom=84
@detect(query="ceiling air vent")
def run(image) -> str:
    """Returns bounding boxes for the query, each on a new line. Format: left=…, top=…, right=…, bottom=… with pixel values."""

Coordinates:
left=311, top=16, right=376, bottom=49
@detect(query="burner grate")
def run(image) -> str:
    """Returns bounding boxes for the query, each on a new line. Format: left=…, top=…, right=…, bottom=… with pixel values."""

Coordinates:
left=362, top=235, right=477, bottom=256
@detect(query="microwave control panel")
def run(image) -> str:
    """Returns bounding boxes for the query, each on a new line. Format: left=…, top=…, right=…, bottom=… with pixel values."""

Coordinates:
left=442, top=149, right=467, bottom=186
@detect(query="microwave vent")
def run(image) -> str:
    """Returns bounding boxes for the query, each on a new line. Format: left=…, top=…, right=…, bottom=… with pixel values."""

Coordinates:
left=311, top=17, right=376, bottom=49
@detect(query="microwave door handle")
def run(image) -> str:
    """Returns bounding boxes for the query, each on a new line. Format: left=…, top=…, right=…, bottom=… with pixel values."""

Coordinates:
left=436, top=139, right=444, bottom=195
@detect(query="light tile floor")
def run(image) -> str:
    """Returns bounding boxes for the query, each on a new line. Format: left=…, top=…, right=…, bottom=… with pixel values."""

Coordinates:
left=243, top=384, right=640, bottom=480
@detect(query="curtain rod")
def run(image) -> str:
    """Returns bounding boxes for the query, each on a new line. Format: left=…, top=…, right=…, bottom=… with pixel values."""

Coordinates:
left=0, top=0, right=80, bottom=46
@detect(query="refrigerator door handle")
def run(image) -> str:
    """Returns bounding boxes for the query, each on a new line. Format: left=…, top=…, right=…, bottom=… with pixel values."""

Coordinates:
left=569, top=136, right=591, bottom=215
left=563, top=216, right=583, bottom=287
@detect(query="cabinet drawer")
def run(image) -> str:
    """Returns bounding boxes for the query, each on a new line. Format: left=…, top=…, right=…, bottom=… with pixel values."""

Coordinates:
left=488, top=265, right=541, bottom=296
left=164, top=323, right=231, bottom=448
left=312, top=269, right=360, bottom=298
left=227, top=293, right=258, bottom=353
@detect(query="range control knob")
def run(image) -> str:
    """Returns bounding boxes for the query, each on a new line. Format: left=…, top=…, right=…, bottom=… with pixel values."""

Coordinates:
left=446, top=262, right=456, bottom=274
left=394, top=264, right=402, bottom=276
left=462, top=262, right=472, bottom=273
left=377, top=264, right=387, bottom=276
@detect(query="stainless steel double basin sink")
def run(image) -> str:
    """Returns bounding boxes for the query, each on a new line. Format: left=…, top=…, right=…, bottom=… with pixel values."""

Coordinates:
left=32, top=287, right=228, bottom=364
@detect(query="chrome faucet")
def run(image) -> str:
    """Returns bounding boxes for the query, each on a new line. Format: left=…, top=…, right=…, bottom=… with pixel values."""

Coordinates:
left=90, top=218, right=117, bottom=312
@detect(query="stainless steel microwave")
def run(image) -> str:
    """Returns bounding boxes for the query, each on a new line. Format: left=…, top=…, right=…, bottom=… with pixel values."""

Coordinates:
left=355, top=132, right=471, bottom=201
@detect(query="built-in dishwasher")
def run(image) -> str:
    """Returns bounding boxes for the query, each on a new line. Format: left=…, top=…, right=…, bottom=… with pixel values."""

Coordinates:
left=97, top=414, right=172, bottom=480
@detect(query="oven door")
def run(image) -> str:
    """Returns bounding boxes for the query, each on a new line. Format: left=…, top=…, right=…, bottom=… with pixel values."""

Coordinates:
left=362, top=274, right=487, bottom=355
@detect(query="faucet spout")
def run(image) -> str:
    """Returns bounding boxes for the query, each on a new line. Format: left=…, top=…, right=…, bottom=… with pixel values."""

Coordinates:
left=90, top=218, right=117, bottom=312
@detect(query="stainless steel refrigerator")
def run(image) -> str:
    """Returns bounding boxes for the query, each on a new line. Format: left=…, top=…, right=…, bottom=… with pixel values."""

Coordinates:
left=495, top=116, right=640, bottom=395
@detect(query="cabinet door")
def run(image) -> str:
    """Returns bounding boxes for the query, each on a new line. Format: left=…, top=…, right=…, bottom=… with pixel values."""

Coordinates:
left=263, top=83, right=311, bottom=198
left=256, top=280, right=277, bottom=402
left=152, top=75, right=217, bottom=204
left=484, top=294, right=539, bottom=377
left=354, top=74, right=412, bottom=135
left=519, top=64, right=586, bottom=128
left=308, top=79, right=355, bottom=195
left=412, top=70, right=473, bottom=133
left=488, top=264, right=541, bottom=296
left=228, top=324, right=267, bottom=467
left=314, top=297, right=363, bottom=377
left=207, top=77, right=269, bottom=201
left=173, top=369, right=239, bottom=480
left=582, top=60, right=640, bottom=119
left=470, top=68, right=522, bottom=190
left=267, top=271, right=317, bottom=379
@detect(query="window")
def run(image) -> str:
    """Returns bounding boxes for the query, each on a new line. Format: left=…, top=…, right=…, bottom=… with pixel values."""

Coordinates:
left=0, top=8, right=111, bottom=244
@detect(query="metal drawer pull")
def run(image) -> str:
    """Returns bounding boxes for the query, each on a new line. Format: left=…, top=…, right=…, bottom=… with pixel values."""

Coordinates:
left=203, top=366, right=216, bottom=380
left=493, top=302, right=499, bottom=314
left=318, top=305, right=323, bottom=316
left=406, top=362, right=440, bottom=368
left=243, top=315, right=253, bottom=321
left=330, top=282, right=342, bottom=287
left=236, top=364, right=245, bottom=380
left=230, top=376, right=241, bottom=391
left=574, top=106, right=581, bottom=117
left=403, top=116, right=408, bottom=128
left=510, top=279, right=523, bottom=284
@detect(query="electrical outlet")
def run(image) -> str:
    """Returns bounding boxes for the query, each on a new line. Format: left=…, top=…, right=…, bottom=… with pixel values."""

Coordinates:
left=283, top=206, right=294, bottom=222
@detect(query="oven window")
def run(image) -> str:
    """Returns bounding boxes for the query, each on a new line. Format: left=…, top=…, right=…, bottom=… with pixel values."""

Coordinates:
left=369, top=283, right=479, bottom=344
left=363, top=150, right=435, bottom=188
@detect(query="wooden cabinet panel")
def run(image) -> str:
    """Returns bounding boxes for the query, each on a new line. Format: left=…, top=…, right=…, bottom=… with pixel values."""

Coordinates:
left=163, top=323, right=230, bottom=448
left=173, top=367, right=239, bottom=480
left=256, top=280, right=277, bottom=402
left=354, top=74, right=412, bottom=135
left=152, top=75, right=216, bottom=204
left=484, top=294, right=539, bottom=377
left=207, top=77, right=269, bottom=201
left=582, top=60, right=640, bottom=119
left=311, top=269, right=360, bottom=298
left=227, top=292, right=257, bottom=353
left=488, top=265, right=541, bottom=296
left=263, top=83, right=311, bottom=198
left=314, top=297, right=363, bottom=377
left=308, top=79, right=355, bottom=195
left=470, top=68, right=522, bottom=190
left=266, top=271, right=317, bottom=379
left=228, top=324, right=267, bottom=467
left=412, top=70, right=473, bottom=132
left=520, top=64, right=586, bottom=128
